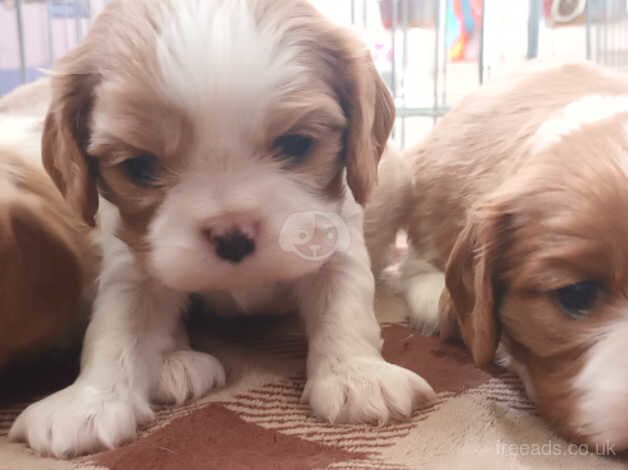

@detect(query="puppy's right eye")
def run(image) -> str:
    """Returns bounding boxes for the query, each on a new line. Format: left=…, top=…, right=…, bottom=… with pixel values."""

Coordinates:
left=120, top=154, right=158, bottom=186
left=273, top=134, right=314, bottom=164
left=555, top=281, right=598, bottom=318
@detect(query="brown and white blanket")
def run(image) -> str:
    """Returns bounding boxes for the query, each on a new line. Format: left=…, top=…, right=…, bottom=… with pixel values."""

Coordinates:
left=1, top=283, right=625, bottom=470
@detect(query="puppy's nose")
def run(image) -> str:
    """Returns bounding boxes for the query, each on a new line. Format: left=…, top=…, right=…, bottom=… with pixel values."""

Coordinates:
left=212, top=229, right=255, bottom=263
left=203, top=219, right=258, bottom=263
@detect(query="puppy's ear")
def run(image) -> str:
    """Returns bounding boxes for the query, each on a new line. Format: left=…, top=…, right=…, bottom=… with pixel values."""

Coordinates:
left=445, top=203, right=509, bottom=368
left=335, top=36, right=395, bottom=205
left=43, top=66, right=99, bottom=226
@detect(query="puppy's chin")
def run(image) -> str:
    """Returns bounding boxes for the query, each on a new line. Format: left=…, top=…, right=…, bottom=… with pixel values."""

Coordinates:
left=148, top=240, right=328, bottom=292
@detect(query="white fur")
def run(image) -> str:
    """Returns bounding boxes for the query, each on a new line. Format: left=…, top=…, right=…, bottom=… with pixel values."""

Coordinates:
left=571, top=321, right=628, bottom=448
left=532, top=94, right=628, bottom=154
left=400, top=248, right=444, bottom=335
left=156, top=0, right=305, bottom=123
left=10, top=1, right=434, bottom=457
left=0, top=115, right=43, bottom=168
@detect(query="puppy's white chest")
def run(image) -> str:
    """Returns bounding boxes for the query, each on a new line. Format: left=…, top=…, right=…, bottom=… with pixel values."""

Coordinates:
left=200, top=284, right=297, bottom=317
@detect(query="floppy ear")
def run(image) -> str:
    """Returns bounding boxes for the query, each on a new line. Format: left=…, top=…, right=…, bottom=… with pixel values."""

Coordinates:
left=336, top=38, right=395, bottom=205
left=445, top=204, right=508, bottom=368
left=42, top=71, right=99, bottom=226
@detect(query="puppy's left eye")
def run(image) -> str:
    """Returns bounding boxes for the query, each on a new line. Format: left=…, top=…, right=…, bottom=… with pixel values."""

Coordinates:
left=120, top=154, right=158, bottom=186
left=555, top=281, right=598, bottom=318
left=274, top=134, right=314, bottom=163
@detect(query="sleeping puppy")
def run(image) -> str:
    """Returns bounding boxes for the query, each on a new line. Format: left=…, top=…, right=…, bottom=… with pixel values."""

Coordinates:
left=0, top=96, right=96, bottom=369
left=10, top=0, right=434, bottom=457
left=401, top=62, right=628, bottom=449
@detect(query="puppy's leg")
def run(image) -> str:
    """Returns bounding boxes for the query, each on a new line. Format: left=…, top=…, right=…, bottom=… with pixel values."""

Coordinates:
left=364, top=145, right=413, bottom=278
left=297, top=208, right=434, bottom=424
left=401, top=247, right=444, bottom=335
left=9, top=231, right=224, bottom=457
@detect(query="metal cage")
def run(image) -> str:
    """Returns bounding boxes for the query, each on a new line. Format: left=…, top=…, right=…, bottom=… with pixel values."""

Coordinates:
left=1, top=0, right=627, bottom=147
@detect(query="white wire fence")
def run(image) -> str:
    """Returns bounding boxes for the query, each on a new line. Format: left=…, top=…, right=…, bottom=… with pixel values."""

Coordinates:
left=1, top=0, right=627, bottom=147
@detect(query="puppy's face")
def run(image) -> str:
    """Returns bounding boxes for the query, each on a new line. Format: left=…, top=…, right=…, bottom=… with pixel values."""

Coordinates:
left=445, top=124, right=628, bottom=448
left=43, top=0, right=393, bottom=291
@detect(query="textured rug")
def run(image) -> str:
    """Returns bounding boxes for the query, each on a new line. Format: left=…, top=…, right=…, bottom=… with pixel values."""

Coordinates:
left=1, top=283, right=626, bottom=470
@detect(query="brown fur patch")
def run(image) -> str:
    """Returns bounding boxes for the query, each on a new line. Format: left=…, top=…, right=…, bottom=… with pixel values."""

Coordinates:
left=0, top=150, right=97, bottom=367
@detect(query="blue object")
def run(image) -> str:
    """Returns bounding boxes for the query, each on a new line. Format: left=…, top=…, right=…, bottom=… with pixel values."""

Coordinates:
left=49, top=0, right=90, bottom=19
left=0, top=68, right=46, bottom=96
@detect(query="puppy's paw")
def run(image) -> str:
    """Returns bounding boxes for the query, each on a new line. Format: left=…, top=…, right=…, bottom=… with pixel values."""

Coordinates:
left=303, top=357, right=435, bottom=425
left=9, top=384, right=153, bottom=458
left=154, top=350, right=226, bottom=405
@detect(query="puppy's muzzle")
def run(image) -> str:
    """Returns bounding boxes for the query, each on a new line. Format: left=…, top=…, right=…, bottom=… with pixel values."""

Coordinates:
left=203, top=215, right=259, bottom=263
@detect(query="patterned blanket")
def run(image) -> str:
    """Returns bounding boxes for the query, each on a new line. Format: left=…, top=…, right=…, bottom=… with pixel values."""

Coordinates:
left=1, top=283, right=625, bottom=470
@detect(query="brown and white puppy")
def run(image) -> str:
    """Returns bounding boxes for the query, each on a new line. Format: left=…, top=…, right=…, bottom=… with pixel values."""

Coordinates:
left=401, top=62, right=628, bottom=449
left=9, top=0, right=434, bottom=458
left=0, top=83, right=96, bottom=369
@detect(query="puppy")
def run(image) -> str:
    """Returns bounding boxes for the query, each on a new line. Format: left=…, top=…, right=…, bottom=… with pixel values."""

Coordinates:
left=401, top=61, right=628, bottom=449
left=0, top=86, right=96, bottom=368
left=10, top=0, right=434, bottom=457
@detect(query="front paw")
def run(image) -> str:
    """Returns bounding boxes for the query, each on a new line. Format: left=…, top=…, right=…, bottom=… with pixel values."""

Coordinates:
left=154, top=350, right=226, bottom=405
left=9, top=384, right=153, bottom=458
left=303, top=357, right=435, bottom=425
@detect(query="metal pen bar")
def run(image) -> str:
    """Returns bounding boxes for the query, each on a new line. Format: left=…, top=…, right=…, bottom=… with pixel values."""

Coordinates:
left=391, top=0, right=397, bottom=139
left=401, top=0, right=408, bottom=147
left=601, top=0, right=606, bottom=66
left=527, top=0, right=540, bottom=59
left=15, top=0, right=27, bottom=84
left=75, top=0, right=82, bottom=43
left=433, top=0, right=441, bottom=124
left=586, top=0, right=592, bottom=61
left=396, top=106, right=450, bottom=118
left=46, top=0, right=55, bottom=67
left=442, top=0, right=448, bottom=109
left=478, top=0, right=486, bottom=84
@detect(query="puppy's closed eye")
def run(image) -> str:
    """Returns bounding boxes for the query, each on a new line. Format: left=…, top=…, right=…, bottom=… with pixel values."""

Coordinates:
left=273, top=134, right=315, bottom=164
left=120, top=154, right=159, bottom=186
left=554, top=280, right=599, bottom=318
